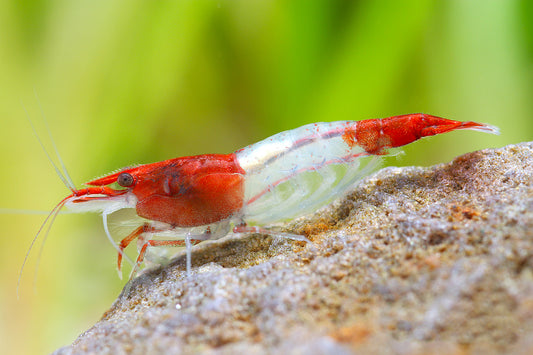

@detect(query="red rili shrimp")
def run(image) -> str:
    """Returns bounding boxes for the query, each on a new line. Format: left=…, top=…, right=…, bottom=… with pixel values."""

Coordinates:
left=26, top=113, right=499, bottom=280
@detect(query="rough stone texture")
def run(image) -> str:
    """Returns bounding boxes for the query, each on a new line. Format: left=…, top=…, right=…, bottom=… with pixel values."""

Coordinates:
left=55, top=142, right=533, bottom=355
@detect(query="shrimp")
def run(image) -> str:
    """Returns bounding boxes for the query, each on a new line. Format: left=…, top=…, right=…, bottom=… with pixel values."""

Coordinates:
left=29, top=113, right=499, bottom=279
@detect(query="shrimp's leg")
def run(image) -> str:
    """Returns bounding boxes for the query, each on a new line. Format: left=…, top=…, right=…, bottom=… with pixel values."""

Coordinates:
left=233, top=223, right=312, bottom=243
left=117, top=224, right=156, bottom=277
left=118, top=224, right=205, bottom=279
left=123, top=221, right=232, bottom=280
left=129, top=238, right=204, bottom=279
left=130, top=239, right=204, bottom=279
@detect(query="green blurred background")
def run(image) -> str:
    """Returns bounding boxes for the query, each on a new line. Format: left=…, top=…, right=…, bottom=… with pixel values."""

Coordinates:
left=1, top=0, right=531, bottom=353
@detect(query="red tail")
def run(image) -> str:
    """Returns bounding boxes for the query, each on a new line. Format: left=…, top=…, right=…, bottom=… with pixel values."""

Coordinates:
left=353, top=114, right=499, bottom=154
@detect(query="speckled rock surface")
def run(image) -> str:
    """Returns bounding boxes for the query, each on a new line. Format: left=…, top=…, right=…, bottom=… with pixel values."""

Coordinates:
left=55, top=142, right=533, bottom=355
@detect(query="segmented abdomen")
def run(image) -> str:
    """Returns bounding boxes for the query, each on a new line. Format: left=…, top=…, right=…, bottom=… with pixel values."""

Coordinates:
left=235, top=121, right=379, bottom=224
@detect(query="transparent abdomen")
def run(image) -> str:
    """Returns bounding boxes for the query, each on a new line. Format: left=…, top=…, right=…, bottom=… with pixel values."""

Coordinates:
left=235, top=121, right=380, bottom=224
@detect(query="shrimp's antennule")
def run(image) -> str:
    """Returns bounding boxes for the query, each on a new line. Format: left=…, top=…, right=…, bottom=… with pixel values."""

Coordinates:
left=17, top=195, right=72, bottom=297
left=18, top=96, right=78, bottom=297
left=34, top=90, right=77, bottom=190
left=22, top=99, right=76, bottom=192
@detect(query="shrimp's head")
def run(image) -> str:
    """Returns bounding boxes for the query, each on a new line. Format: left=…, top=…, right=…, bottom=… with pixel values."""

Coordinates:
left=62, top=161, right=162, bottom=216
left=66, top=154, right=245, bottom=227
left=60, top=163, right=161, bottom=216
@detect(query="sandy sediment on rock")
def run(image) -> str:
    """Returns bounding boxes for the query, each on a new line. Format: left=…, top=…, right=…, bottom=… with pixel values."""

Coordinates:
left=55, top=142, right=533, bottom=355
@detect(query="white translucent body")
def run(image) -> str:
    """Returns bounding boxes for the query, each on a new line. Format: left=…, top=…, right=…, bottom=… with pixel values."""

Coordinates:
left=236, top=121, right=380, bottom=224
left=23, top=115, right=499, bottom=283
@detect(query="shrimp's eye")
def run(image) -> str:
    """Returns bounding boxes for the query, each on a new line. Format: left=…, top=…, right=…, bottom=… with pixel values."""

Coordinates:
left=117, top=173, right=134, bottom=187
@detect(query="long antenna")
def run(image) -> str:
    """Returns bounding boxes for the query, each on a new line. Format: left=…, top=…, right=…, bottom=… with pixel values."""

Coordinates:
left=33, top=89, right=77, bottom=191
left=0, top=208, right=71, bottom=215
left=18, top=98, right=78, bottom=297
left=22, top=100, right=75, bottom=193
left=17, top=197, right=70, bottom=297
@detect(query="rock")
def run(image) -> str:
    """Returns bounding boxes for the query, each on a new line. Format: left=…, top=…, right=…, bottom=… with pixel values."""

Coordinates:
left=55, top=142, right=533, bottom=355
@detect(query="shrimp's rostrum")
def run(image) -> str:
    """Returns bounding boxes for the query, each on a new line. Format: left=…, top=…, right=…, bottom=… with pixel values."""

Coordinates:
left=38, top=113, right=500, bottom=278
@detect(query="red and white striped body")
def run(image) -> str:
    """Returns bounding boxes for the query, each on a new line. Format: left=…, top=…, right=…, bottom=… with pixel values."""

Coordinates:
left=47, top=114, right=499, bottom=276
